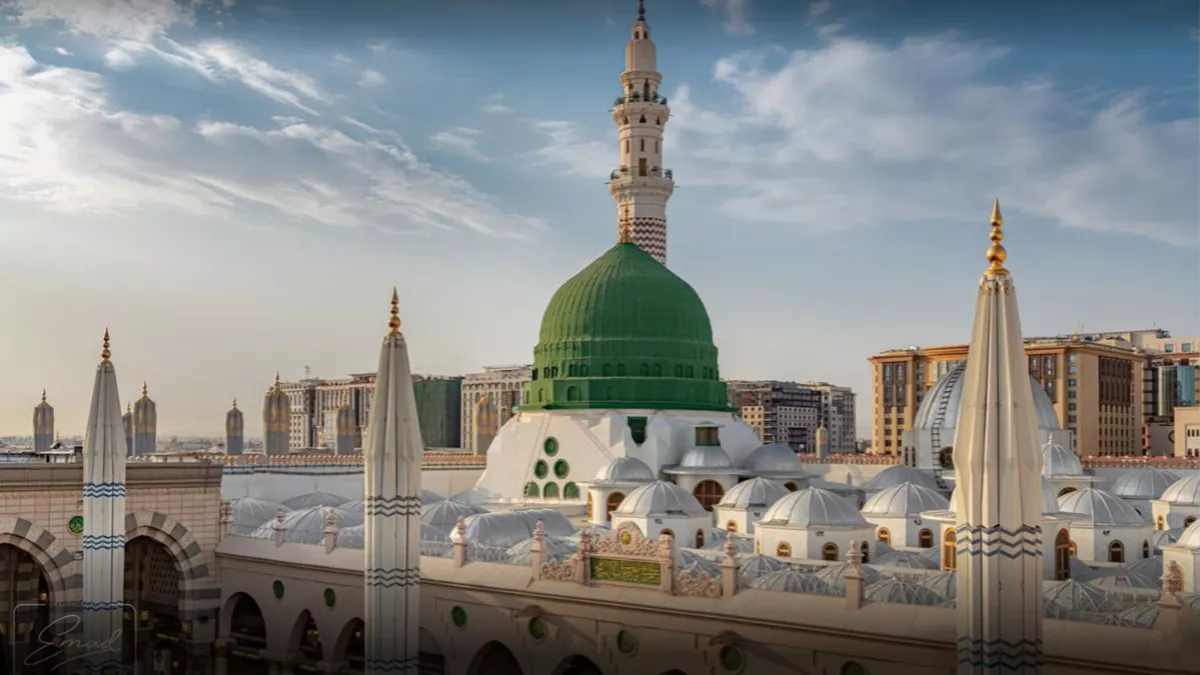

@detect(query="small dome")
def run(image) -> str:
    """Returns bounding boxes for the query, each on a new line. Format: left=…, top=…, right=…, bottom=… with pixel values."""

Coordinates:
left=916, top=571, right=956, bottom=601
left=336, top=522, right=446, bottom=549
left=1127, top=555, right=1162, bottom=580
left=864, top=578, right=944, bottom=606
left=594, top=456, right=656, bottom=483
left=1043, top=440, right=1082, bottom=477
left=748, top=567, right=833, bottom=595
left=862, top=482, right=949, bottom=517
left=228, top=497, right=289, bottom=533
left=873, top=550, right=939, bottom=570
left=743, top=443, right=805, bottom=475
left=677, top=445, right=734, bottom=470
left=250, top=505, right=358, bottom=545
left=913, top=362, right=1061, bottom=434
left=761, top=488, right=867, bottom=528
left=1108, top=468, right=1180, bottom=500
left=1160, top=475, right=1200, bottom=506
left=737, top=554, right=789, bottom=583
left=513, top=509, right=577, bottom=537
left=281, top=491, right=351, bottom=510
left=1057, top=488, right=1145, bottom=527
left=421, top=489, right=445, bottom=503
left=421, top=500, right=489, bottom=531
left=506, top=535, right=578, bottom=565
left=613, top=481, right=707, bottom=517
left=461, top=512, right=538, bottom=548
left=815, top=561, right=884, bottom=590
left=1177, top=520, right=1200, bottom=549
left=865, top=465, right=939, bottom=492
left=717, top=477, right=790, bottom=509
left=1043, top=579, right=1111, bottom=618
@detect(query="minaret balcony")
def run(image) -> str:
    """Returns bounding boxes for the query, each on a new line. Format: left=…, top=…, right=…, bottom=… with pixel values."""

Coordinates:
left=614, top=93, right=668, bottom=106
left=609, top=166, right=673, bottom=181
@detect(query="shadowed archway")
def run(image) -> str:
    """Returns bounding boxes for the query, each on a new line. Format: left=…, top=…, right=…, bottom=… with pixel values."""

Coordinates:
left=333, top=618, right=363, bottom=673
left=223, top=593, right=267, bottom=675
left=418, top=628, right=445, bottom=674
left=553, top=655, right=603, bottom=675
left=288, top=610, right=323, bottom=674
left=125, top=535, right=189, bottom=675
left=466, top=641, right=522, bottom=675
left=0, top=543, right=54, bottom=674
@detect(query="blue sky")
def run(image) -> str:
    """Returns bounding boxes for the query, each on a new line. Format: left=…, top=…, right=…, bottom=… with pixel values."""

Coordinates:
left=0, top=0, right=1196, bottom=438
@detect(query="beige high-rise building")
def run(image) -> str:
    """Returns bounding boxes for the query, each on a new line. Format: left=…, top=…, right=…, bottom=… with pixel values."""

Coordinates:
left=460, top=365, right=532, bottom=454
left=868, top=336, right=1143, bottom=457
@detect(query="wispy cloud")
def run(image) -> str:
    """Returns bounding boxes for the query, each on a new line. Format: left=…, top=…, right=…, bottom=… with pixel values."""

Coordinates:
left=807, top=0, right=843, bottom=37
left=526, top=120, right=611, bottom=178
left=368, top=41, right=388, bottom=53
left=533, top=35, right=1197, bottom=245
left=481, top=93, right=514, bottom=115
left=0, top=45, right=542, bottom=238
left=700, top=0, right=754, bottom=36
left=5, top=0, right=219, bottom=42
left=54, top=47, right=72, bottom=56
left=429, top=127, right=490, bottom=163
left=359, top=68, right=384, bottom=88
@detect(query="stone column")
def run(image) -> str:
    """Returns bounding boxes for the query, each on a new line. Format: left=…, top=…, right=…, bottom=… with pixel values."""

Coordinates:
left=213, top=638, right=235, bottom=675
left=273, top=509, right=288, bottom=547
left=530, top=521, right=545, bottom=580
left=657, top=532, right=675, bottom=595
left=451, top=518, right=467, bottom=568
left=721, top=534, right=738, bottom=598
left=323, top=511, right=339, bottom=554
left=219, top=501, right=233, bottom=543
left=843, top=540, right=864, bottom=610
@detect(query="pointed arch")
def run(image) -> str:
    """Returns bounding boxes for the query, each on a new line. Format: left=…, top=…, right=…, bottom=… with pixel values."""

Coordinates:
left=0, top=518, right=71, bottom=597
left=552, top=654, right=604, bottom=675
left=467, top=641, right=523, bottom=675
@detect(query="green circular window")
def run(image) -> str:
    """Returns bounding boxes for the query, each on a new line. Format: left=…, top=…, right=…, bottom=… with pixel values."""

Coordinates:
left=563, top=482, right=580, bottom=499
left=528, top=617, right=547, bottom=641
left=450, top=606, right=467, bottom=629
left=272, top=580, right=285, bottom=600
left=524, top=482, right=540, bottom=498
left=720, top=646, right=745, bottom=673
left=840, top=663, right=867, bottom=675
left=543, top=482, right=559, bottom=499
left=323, top=588, right=336, bottom=608
left=543, top=437, right=559, bottom=456
left=534, top=460, right=549, bottom=479
left=616, top=629, right=637, bottom=655
left=67, top=516, right=84, bottom=535
left=554, top=459, right=570, bottom=479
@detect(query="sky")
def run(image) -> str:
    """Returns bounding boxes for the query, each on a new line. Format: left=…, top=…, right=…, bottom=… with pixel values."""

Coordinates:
left=0, top=0, right=1196, bottom=440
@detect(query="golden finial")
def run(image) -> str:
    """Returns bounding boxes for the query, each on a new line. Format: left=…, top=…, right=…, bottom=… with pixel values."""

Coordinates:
left=41, top=389, right=46, bottom=403
left=985, top=198, right=1008, bottom=275
left=617, top=211, right=633, bottom=244
left=388, top=287, right=401, bottom=334
left=126, top=402, right=131, bottom=413
left=101, top=328, right=111, bottom=362
left=274, top=372, right=282, bottom=391
left=141, top=381, right=148, bottom=397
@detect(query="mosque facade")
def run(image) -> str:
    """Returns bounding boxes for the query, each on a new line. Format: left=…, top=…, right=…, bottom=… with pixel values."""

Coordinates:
left=3, top=4, right=1200, bottom=675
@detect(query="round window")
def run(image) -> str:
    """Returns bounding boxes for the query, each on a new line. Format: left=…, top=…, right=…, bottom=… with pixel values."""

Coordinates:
left=528, top=617, right=547, bottom=641
left=67, top=516, right=84, bottom=534
left=720, top=646, right=745, bottom=673
left=451, top=606, right=467, bottom=628
left=554, top=459, right=570, bottom=479
left=323, top=588, right=336, bottom=608
left=543, top=437, right=559, bottom=456
left=272, top=580, right=285, bottom=600
left=534, top=460, right=549, bottom=479
left=616, top=629, right=637, bottom=655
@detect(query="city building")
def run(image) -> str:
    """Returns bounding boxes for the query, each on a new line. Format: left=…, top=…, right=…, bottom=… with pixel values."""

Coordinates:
left=726, top=380, right=821, bottom=451
left=869, top=336, right=1143, bottom=457
left=263, top=374, right=290, bottom=456
left=801, top=381, right=857, bottom=453
left=413, top=376, right=463, bottom=448
left=460, top=365, right=531, bottom=455
left=1177, top=406, right=1200, bottom=458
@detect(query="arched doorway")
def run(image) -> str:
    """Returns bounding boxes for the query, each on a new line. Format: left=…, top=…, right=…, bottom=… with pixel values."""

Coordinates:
left=1054, top=529, right=1071, bottom=580
left=224, top=594, right=268, bottom=675
left=1108, top=540, right=1125, bottom=564
left=288, top=610, right=323, bottom=674
left=554, top=655, right=603, bottom=675
left=467, top=641, right=522, bottom=675
left=692, top=480, right=725, bottom=511
left=124, top=536, right=189, bottom=675
left=0, top=543, right=54, bottom=673
left=942, top=529, right=957, bottom=571
left=821, top=543, right=838, bottom=561
left=876, top=528, right=891, bottom=545
left=605, top=492, right=625, bottom=522
left=334, top=618, right=363, bottom=674
left=419, top=627, right=445, bottom=674
left=860, top=541, right=870, bottom=564
left=918, top=529, right=934, bottom=548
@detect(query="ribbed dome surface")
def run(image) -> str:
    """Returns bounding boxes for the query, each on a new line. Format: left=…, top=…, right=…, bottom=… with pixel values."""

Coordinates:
left=524, top=243, right=727, bottom=411
left=913, top=361, right=1060, bottom=434
left=228, top=497, right=289, bottom=532
left=1176, top=520, right=1200, bottom=549
left=281, top=491, right=350, bottom=510
left=1057, top=488, right=1145, bottom=527
left=717, top=477, right=790, bottom=509
left=744, top=443, right=806, bottom=475
left=249, top=505, right=360, bottom=545
left=614, top=480, right=707, bottom=516
left=678, top=444, right=734, bottom=469
left=421, top=500, right=489, bottom=531
left=862, top=483, right=949, bottom=517
left=761, top=488, right=867, bottom=527
left=1108, top=468, right=1180, bottom=500
left=866, top=465, right=939, bottom=492
left=594, top=456, right=656, bottom=483
left=1160, top=474, right=1200, bottom=506
left=1043, top=440, right=1083, bottom=477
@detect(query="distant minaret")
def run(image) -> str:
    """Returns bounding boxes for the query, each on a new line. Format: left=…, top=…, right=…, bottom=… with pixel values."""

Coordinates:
left=263, top=373, right=290, bottom=456
left=815, top=422, right=829, bottom=461
left=81, top=329, right=126, bottom=670
left=364, top=289, right=423, bottom=675
left=133, top=381, right=157, bottom=455
left=471, top=392, right=498, bottom=457
left=336, top=404, right=358, bottom=456
left=953, top=201, right=1044, bottom=674
left=226, top=397, right=245, bottom=456
left=608, top=0, right=674, bottom=264
left=33, top=389, right=54, bottom=452
left=122, top=403, right=133, bottom=454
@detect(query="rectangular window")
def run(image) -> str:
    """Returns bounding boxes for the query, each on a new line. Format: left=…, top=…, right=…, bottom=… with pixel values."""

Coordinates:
left=1165, top=344, right=1175, bottom=353
left=1183, top=343, right=1193, bottom=353
left=1068, top=354, right=1077, bottom=363
left=1068, top=391, right=1076, bottom=399
left=1068, top=379, right=1076, bottom=387
left=1068, top=403, right=1076, bottom=411
left=1068, top=415, right=1077, bottom=424
left=1068, top=366, right=1078, bottom=375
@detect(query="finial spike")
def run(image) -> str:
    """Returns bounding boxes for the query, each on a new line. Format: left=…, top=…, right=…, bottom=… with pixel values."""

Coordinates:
left=985, top=198, right=1008, bottom=275
left=618, top=210, right=634, bottom=244
left=101, top=328, right=111, bottom=362
left=41, top=389, right=46, bottom=403
left=388, top=287, right=401, bottom=334
left=142, top=381, right=148, bottom=397
left=232, top=396, right=238, bottom=409
left=638, top=0, right=646, bottom=19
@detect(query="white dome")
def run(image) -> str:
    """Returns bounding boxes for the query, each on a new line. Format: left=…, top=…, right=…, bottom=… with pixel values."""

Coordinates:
left=747, top=567, right=833, bottom=595
left=677, top=445, right=734, bottom=470
left=249, top=505, right=358, bottom=545
left=815, top=561, right=884, bottom=589
left=1176, top=520, right=1200, bottom=549
left=761, top=488, right=867, bottom=528
left=594, top=456, right=656, bottom=483
left=281, top=491, right=351, bottom=510
left=613, top=481, right=707, bottom=517
left=1108, top=468, right=1180, bottom=500
left=913, top=362, right=1061, bottom=436
left=862, top=482, right=949, bottom=517
left=1160, top=475, right=1200, bottom=506
left=864, top=578, right=944, bottom=606
left=228, top=497, right=289, bottom=532
left=1057, top=488, right=1145, bottom=527
left=336, top=522, right=446, bottom=548
left=1042, top=440, right=1083, bottom=477
left=743, top=443, right=806, bottom=476
left=421, top=500, right=488, bottom=531
left=866, top=465, right=939, bottom=492
left=461, top=512, right=541, bottom=548
left=717, top=477, right=790, bottom=509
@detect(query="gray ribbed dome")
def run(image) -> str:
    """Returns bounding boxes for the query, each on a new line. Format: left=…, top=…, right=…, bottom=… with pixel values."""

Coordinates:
left=336, top=522, right=446, bottom=548
left=748, top=567, right=833, bottom=595
left=1161, top=475, right=1200, bottom=506
left=916, top=571, right=956, bottom=601
left=676, top=445, right=734, bottom=470
left=913, top=362, right=1060, bottom=435
left=1177, top=520, right=1200, bottom=549
left=864, top=578, right=944, bottom=606
left=1108, top=468, right=1180, bottom=500
left=866, top=465, right=939, bottom=492
left=1057, top=488, right=1145, bottom=527
left=862, top=482, right=949, bottom=517
left=743, top=443, right=806, bottom=476
left=249, top=505, right=359, bottom=544
left=815, top=561, right=884, bottom=589
left=717, top=477, right=790, bottom=509
left=1043, top=440, right=1082, bottom=477
left=594, top=456, right=656, bottom=483
left=421, top=500, right=489, bottom=531
left=613, top=481, right=707, bottom=517
left=281, top=491, right=350, bottom=510
left=761, top=488, right=867, bottom=527
left=461, top=512, right=538, bottom=548
left=228, top=497, right=289, bottom=532
left=873, top=550, right=939, bottom=570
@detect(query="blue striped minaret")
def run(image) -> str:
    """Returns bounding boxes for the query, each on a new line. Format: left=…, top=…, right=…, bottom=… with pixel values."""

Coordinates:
left=953, top=201, right=1044, bottom=674
left=81, top=329, right=127, bottom=671
left=364, top=289, right=423, bottom=675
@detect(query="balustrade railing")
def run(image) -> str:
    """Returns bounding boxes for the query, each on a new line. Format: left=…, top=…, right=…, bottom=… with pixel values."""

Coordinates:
left=614, top=92, right=668, bottom=106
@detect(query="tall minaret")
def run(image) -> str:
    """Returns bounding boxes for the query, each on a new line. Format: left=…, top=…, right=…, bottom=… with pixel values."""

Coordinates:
left=953, top=201, right=1044, bottom=674
left=226, top=397, right=245, bottom=456
left=263, top=374, right=290, bottom=456
left=335, top=403, right=358, bottom=456
left=81, top=329, right=127, bottom=670
left=133, top=381, right=157, bottom=455
left=33, top=390, right=54, bottom=452
left=363, top=289, right=423, bottom=675
left=608, top=0, right=675, bottom=265
left=122, top=402, right=133, bottom=454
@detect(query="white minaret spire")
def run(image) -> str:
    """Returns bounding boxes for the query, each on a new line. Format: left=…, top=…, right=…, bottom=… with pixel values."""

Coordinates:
left=953, top=201, right=1044, bottom=673
left=81, top=328, right=127, bottom=670
left=363, top=289, right=423, bottom=675
left=609, top=0, right=674, bottom=264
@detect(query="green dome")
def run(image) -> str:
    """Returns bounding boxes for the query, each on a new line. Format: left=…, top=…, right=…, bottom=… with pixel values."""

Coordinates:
left=523, top=242, right=728, bottom=411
